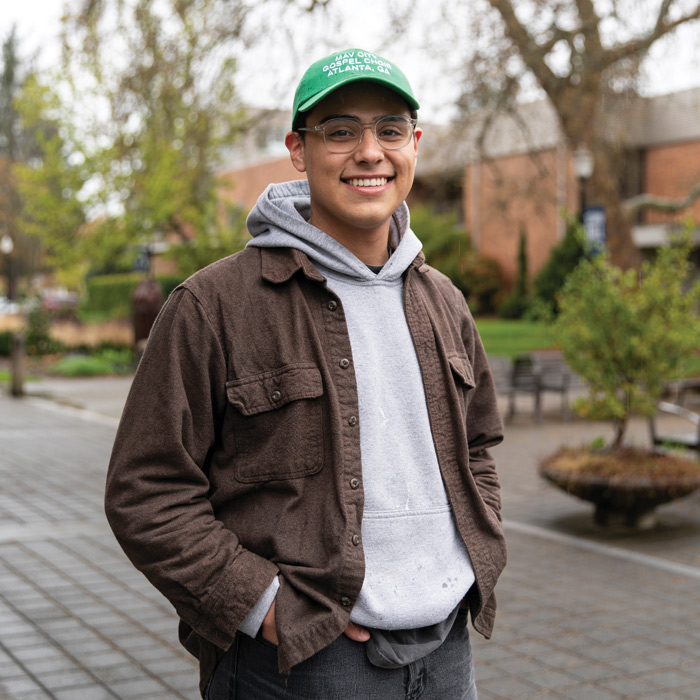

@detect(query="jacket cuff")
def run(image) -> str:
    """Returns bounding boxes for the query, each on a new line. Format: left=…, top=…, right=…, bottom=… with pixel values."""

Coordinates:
left=238, top=576, right=280, bottom=637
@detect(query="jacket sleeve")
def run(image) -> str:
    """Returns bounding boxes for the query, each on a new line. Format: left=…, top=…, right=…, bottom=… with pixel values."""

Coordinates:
left=462, top=301, right=504, bottom=520
left=105, top=287, right=279, bottom=651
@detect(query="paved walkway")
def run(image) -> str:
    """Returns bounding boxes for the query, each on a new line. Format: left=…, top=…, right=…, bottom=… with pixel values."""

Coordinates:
left=1, top=376, right=700, bottom=699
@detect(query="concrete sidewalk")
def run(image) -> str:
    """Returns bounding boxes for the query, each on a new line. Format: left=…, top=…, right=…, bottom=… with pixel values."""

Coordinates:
left=2, top=377, right=700, bottom=699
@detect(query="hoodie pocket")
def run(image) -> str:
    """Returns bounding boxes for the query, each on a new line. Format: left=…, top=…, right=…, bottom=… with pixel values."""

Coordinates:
left=226, top=364, right=324, bottom=482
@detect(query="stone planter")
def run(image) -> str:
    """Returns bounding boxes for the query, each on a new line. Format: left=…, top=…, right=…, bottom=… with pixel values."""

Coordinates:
left=539, top=448, right=700, bottom=529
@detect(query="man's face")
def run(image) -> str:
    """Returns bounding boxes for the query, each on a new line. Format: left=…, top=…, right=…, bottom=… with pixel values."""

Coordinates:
left=286, top=82, right=421, bottom=246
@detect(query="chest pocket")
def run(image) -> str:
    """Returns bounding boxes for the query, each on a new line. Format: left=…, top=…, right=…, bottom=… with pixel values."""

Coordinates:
left=226, top=364, right=324, bottom=483
left=448, top=354, right=475, bottom=388
left=448, top=354, right=476, bottom=414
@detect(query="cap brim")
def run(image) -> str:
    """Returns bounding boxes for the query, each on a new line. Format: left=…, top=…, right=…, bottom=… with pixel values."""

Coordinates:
left=297, top=74, right=420, bottom=116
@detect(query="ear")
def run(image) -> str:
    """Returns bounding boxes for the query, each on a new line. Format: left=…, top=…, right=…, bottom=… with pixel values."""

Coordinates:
left=286, top=131, right=307, bottom=173
left=413, top=128, right=423, bottom=154
left=413, top=128, right=422, bottom=157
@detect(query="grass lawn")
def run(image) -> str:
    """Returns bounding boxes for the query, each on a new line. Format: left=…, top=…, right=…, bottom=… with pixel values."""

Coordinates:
left=474, top=318, right=556, bottom=359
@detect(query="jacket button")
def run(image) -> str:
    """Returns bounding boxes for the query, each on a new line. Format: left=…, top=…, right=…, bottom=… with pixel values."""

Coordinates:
left=349, top=478, right=360, bottom=489
left=271, top=390, right=281, bottom=402
left=339, top=358, right=350, bottom=369
left=328, top=301, right=338, bottom=311
left=341, top=597, right=351, bottom=607
left=348, top=415, right=358, bottom=426
left=351, top=534, right=360, bottom=546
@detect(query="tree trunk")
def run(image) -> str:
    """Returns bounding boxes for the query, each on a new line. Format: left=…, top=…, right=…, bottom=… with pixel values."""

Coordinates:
left=590, top=146, right=642, bottom=270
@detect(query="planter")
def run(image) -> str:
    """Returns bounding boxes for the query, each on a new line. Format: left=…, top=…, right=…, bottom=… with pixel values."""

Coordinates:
left=539, top=447, right=700, bottom=529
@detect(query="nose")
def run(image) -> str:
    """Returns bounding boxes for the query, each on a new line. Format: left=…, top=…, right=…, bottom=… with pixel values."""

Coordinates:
left=353, top=125, right=385, bottom=162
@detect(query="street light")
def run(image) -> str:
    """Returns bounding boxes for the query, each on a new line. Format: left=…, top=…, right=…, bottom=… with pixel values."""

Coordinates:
left=1, top=232, right=15, bottom=301
left=573, top=146, right=594, bottom=221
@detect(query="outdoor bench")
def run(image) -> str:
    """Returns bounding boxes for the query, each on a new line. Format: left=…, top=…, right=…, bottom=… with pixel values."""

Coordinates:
left=504, top=351, right=579, bottom=423
left=649, top=401, right=700, bottom=453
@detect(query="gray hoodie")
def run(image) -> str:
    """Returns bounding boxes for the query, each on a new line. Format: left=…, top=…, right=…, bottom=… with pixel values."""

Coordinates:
left=245, top=180, right=475, bottom=631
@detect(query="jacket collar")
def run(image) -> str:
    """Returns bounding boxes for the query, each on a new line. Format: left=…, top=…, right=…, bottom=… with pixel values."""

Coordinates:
left=260, top=246, right=428, bottom=283
left=260, top=247, right=326, bottom=284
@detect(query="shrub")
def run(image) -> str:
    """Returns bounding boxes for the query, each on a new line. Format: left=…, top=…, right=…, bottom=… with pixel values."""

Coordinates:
left=553, top=232, right=700, bottom=448
left=47, top=346, right=135, bottom=377
left=26, top=307, right=64, bottom=356
left=49, top=355, right=116, bottom=377
left=83, top=273, right=143, bottom=318
left=0, top=331, right=12, bottom=357
left=410, top=204, right=505, bottom=313
left=83, top=273, right=185, bottom=319
left=499, top=228, right=530, bottom=319
left=532, top=221, right=586, bottom=318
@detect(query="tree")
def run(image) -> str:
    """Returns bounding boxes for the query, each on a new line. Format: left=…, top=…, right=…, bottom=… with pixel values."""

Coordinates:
left=0, top=27, right=44, bottom=297
left=14, top=76, right=88, bottom=288
left=58, top=0, right=254, bottom=274
left=452, top=0, right=700, bottom=269
left=553, top=232, right=700, bottom=449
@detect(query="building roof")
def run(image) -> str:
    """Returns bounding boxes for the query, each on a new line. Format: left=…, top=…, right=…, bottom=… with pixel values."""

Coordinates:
left=415, top=86, right=700, bottom=177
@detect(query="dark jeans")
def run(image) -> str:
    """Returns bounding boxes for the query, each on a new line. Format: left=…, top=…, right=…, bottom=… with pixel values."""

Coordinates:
left=205, top=609, right=477, bottom=700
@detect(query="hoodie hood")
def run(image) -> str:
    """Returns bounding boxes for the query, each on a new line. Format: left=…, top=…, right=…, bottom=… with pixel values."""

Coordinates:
left=246, top=180, right=422, bottom=282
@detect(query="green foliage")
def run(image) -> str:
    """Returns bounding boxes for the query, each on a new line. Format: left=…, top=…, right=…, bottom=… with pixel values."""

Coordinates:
left=499, top=227, right=530, bottom=319
left=167, top=203, right=250, bottom=277
left=474, top=319, right=554, bottom=359
left=47, top=346, right=134, bottom=377
left=158, top=274, right=187, bottom=299
left=61, top=0, right=250, bottom=275
left=83, top=274, right=143, bottom=318
left=0, top=330, right=13, bottom=356
left=14, top=76, right=87, bottom=287
left=1, top=27, right=45, bottom=294
left=532, top=220, right=586, bottom=318
left=410, top=204, right=505, bottom=313
left=25, top=306, right=64, bottom=356
left=83, top=273, right=185, bottom=318
left=553, top=233, right=700, bottom=448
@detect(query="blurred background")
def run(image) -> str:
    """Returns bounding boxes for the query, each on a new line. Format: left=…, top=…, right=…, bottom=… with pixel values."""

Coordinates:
left=1, top=0, right=700, bottom=378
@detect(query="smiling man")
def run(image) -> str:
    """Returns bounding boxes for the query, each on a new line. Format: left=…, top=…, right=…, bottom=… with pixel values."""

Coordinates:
left=105, top=49, right=506, bottom=700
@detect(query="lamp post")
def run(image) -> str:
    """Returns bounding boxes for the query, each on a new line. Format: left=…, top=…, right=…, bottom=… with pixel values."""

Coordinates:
left=0, top=232, right=14, bottom=301
left=573, top=145, right=594, bottom=222
left=0, top=232, right=23, bottom=397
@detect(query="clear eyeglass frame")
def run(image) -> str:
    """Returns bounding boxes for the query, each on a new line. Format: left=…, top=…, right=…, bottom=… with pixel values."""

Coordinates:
left=297, top=115, right=418, bottom=153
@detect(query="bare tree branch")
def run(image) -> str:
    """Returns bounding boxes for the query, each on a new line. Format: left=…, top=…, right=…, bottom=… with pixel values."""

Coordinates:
left=486, top=0, right=560, bottom=91
left=608, top=5, right=700, bottom=65
left=624, top=185, right=700, bottom=214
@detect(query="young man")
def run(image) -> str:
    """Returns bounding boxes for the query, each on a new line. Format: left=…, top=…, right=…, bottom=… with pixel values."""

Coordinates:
left=105, top=48, right=506, bottom=700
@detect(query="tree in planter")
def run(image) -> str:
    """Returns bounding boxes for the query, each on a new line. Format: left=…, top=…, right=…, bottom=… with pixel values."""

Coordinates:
left=542, top=232, right=700, bottom=527
left=553, top=232, right=700, bottom=449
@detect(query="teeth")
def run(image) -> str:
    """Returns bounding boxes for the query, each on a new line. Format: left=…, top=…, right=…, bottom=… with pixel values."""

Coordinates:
left=348, top=177, right=387, bottom=187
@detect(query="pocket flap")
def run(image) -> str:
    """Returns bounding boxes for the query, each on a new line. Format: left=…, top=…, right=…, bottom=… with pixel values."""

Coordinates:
left=226, top=364, right=323, bottom=416
left=448, top=354, right=475, bottom=389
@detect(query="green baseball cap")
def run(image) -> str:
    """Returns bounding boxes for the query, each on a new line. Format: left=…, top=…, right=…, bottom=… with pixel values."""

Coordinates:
left=291, top=48, right=420, bottom=130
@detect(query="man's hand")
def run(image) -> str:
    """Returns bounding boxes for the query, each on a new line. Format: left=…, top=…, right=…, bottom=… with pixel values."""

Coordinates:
left=261, top=599, right=279, bottom=645
left=343, top=620, right=370, bottom=642
left=260, top=600, right=370, bottom=645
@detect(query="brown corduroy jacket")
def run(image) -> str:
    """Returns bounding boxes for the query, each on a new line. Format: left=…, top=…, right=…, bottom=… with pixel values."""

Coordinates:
left=105, top=245, right=507, bottom=696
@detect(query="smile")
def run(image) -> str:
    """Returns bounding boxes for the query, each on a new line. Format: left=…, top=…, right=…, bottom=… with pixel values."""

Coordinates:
left=345, top=177, right=390, bottom=187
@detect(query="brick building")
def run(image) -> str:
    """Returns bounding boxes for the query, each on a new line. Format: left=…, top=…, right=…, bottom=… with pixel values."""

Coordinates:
left=218, top=89, right=700, bottom=285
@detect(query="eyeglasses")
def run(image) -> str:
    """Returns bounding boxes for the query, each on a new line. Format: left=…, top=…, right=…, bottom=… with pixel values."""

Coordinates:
left=297, top=115, right=417, bottom=153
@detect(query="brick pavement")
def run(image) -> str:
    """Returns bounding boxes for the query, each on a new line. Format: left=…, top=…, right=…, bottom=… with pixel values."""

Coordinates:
left=1, top=381, right=700, bottom=699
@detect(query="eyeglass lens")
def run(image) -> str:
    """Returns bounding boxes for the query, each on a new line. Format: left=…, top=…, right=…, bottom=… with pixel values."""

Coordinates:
left=323, top=117, right=413, bottom=152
